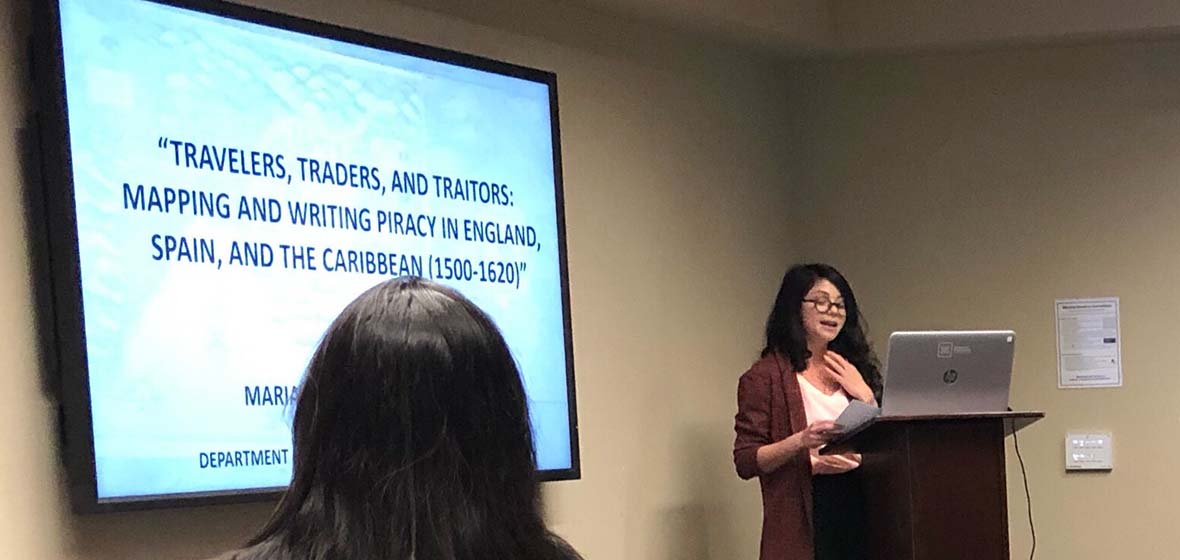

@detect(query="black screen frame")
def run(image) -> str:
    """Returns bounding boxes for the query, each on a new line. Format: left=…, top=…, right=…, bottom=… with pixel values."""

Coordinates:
left=31, top=0, right=579, bottom=514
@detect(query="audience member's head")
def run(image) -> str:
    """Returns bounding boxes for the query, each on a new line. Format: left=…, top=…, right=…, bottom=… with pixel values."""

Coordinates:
left=227, top=276, right=579, bottom=560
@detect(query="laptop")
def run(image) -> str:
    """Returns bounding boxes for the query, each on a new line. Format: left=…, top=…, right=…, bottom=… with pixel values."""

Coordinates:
left=880, top=330, right=1015, bottom=416
left=832, top=330, right=1015, bottom=434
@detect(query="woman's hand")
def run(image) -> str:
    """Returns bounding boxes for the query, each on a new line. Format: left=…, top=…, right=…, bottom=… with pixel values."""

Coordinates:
left=757, top=420, right=839, bottom=474
left=795, top=420, right=838, bottom=449
left=823, top=351, right=875, bottom=404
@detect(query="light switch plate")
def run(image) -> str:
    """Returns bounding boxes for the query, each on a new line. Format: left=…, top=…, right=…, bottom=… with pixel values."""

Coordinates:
left=1065, top=431, right=1113, bottom=471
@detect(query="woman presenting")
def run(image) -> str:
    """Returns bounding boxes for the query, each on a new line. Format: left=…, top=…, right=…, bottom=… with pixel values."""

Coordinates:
left=734, top=263, right=883, bottom=560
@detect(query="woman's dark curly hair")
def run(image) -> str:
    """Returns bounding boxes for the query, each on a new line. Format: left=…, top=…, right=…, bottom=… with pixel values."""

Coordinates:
left=762, top=263, right=882, bottom=400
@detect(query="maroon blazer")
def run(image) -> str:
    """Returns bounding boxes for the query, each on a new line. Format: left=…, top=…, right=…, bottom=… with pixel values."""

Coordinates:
left=733, top=353, right=814, bottom=560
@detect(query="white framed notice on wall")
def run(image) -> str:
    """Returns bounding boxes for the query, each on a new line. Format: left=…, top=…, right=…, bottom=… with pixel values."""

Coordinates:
left=1056, top=297, right=1122, bottom=388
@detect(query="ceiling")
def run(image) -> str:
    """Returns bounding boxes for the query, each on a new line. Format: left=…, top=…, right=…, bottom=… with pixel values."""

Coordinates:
left=569, top=0, right=1180, bottom=54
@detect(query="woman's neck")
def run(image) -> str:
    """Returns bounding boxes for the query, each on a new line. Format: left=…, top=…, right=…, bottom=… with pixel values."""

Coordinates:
left=798, top=341, right=835, bottom=387
left=807, top=340, right=827, bottom=365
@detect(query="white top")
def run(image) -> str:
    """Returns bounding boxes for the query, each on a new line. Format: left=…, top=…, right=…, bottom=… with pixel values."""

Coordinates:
left=797, top=374, right=861, bottom=474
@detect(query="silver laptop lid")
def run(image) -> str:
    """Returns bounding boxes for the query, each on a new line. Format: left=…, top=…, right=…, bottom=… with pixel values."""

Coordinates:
left=880, top=330, right=1015, bottom=416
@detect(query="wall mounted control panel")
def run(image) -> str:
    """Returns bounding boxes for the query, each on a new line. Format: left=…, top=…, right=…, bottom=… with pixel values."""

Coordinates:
left=1065, top=432, right=1113, bottom=471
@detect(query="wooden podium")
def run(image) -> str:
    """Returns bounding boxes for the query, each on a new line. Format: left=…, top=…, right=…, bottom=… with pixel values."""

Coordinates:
left=820, top=411, right=1043, bottom=560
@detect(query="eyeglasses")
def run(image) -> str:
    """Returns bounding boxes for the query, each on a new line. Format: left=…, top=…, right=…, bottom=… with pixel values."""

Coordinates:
left=803, top=298, right=846, bottom=314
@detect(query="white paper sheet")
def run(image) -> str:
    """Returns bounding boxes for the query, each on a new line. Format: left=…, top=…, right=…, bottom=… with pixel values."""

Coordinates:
left=1056, top=298, right=1122, bottom=388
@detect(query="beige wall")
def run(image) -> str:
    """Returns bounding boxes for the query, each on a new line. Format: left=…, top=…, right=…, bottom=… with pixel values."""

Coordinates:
left=787, top=40, right=1180, bottom=558
left=0, top=0, right=795, bottom=558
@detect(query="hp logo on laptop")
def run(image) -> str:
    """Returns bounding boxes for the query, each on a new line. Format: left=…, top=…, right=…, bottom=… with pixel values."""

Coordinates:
left=943, top=369, right=959, bottom=384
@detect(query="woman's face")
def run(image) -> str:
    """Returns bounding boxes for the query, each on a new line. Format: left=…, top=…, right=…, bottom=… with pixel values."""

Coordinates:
left=800, top=278, right=847, bottom=345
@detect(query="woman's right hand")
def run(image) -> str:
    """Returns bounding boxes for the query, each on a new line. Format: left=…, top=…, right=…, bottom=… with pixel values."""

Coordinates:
left=756, top=420, right=840, bottom=474
left=794, top=420, right=838, bottom=449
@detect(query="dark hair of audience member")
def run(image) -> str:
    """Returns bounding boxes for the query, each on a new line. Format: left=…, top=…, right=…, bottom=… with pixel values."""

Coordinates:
left=226, top=277, right=580, bottom=560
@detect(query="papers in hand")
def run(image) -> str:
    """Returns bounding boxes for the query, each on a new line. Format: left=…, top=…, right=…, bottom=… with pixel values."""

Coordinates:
left=832, top=399, right=881, bottom=436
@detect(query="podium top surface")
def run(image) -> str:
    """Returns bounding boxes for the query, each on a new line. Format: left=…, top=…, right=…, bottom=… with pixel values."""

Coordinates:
left=872, top=410, right=1043, bottom=424
left=819, top=411, right=1044, bottom=455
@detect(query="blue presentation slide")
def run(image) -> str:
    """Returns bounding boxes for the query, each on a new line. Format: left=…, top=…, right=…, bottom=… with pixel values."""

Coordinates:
left=58, top=0, right=572, bottom=500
